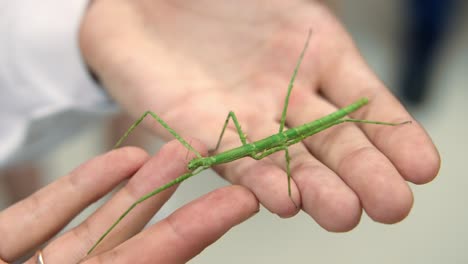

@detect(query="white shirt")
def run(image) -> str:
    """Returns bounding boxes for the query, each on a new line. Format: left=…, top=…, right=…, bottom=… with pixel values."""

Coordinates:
left=0, top=1, right=115, bottom=167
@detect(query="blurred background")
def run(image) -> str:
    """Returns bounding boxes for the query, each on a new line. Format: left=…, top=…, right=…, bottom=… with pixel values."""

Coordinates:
left=1, top=0, right=467, bottom=263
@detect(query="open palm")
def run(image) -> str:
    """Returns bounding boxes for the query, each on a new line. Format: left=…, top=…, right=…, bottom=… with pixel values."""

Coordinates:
left=80, top=0, right=439, bottom=231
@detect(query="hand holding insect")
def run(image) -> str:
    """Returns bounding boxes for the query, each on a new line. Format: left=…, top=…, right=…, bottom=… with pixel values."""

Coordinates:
left=0, top=145, right=259, bottom=263
left=80, top=0, right=440, bottom=238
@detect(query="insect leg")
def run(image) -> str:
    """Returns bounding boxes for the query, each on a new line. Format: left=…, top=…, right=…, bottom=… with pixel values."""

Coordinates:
left=251, top=145, right=299, bottom=208
left=114, top=111, right=202, bottom=158
left=275, top=30, right=311, bottom=210
left=278, top=29, right=312, bottom=133
left=211, top=111, right=249, bottom=153
left=88, top=166, right=210, bottom=255
left=340, top=119, right=411, bottom=126
left=284, top=148, right=293, bottom=197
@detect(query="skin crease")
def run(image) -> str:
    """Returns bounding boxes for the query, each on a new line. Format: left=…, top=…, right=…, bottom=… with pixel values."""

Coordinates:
left=0, top=141, right=259, bottom=263
left=79, top=0, right=440, bottom=232
left=0, top=1, right=441, bottom=263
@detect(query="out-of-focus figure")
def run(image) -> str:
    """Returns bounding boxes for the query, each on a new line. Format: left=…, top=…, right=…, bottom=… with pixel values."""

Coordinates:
left=399, top=0, right=456, bottom=105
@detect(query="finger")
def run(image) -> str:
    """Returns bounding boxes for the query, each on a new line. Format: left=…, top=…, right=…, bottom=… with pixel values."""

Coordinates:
left=0, top=147, right=149, bottom=262
left=318, top=41, right=440, bottom=184
left=287, top=95, right=413, bottom=224
left=268, top=73, right=363, bottom=230
left=42, top=139, right=208, bottom=263
left=213, top=120, right=300, bottom=218
left=85, top=185, right=259, bottom=264
left=265, top=131, right=362, bottom=231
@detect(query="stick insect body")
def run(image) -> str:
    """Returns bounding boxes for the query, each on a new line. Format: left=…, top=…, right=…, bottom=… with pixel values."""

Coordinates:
left=88, top=30, right=410, bottom=254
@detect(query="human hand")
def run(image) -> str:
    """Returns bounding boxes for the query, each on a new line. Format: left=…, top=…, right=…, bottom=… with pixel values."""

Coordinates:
left=79, top=0, right=440, bottom=231
left=0, top=141, right=258, bottom=263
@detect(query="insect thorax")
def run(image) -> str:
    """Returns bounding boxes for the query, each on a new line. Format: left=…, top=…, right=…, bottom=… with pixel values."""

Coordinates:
left=187, top=157, right=212, bottom=170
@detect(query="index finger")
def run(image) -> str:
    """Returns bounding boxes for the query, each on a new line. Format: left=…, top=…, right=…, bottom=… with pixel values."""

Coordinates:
left=318, top=28, right=440, bottom=184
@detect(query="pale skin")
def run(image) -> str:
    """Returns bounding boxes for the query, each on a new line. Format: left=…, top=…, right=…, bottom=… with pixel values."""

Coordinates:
left=80, top=0, right=440, bottom=233
left=0, top=1, right=441, bottom=262
left=0, top=141, right=259, bottom=263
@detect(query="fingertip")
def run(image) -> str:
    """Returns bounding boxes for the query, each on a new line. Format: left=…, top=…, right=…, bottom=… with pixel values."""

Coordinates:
left=335, top=144, right=415, bottom=225
left=250, top=166, right=300, bottom=218
left=300, top=171, right=362, bottom=231
left=401, top=138, right=441, bottom=185
left=166, top=185, right=259, bottom=232
left=317, top=192, right=362, bottom=232
left=368, top=107, right=441, bottom=185
left=110, top=146, right=150, bottom=164
left=366, top=181, right=414, bottom=224
left=233, top=185, right=260, bottom=209
left=213, top=185, right=260, bottom=218
left=276, top=196, right=301, bottom=219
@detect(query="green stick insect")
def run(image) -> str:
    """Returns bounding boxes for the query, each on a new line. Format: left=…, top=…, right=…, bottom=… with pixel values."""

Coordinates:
left=88, top=30, right=410, bottom=254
